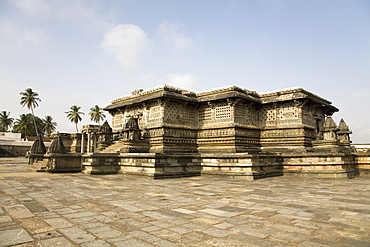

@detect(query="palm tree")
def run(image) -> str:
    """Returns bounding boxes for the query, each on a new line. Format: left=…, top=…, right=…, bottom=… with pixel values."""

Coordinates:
left=13, top=114, right=33, bottom=138
left=65, top=105, right=84, bottom=132
left=0, top=111, right=14, bottom=132
left=43, top=115, right=57, bottom=137
left=20, top=88, right=41, bottom=136
left=89, top=105, right=106, bottom=125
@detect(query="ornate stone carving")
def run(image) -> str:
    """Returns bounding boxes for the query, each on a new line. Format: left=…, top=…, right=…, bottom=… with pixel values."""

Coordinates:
left=123, top=117, right=142, bottom=141
left=103, top=85, right=345, bottom=154
left=48, top=133, right=66, bottom=154
left=337, top=119, right=352, bottom=144
left=97, top=121, right=113, bottom=149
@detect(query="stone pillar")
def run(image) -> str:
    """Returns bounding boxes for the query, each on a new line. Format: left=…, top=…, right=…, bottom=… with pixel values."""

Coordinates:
left=93, top=132, right=97, bottom=153
left=81, top=133, right=85, bottom=153
left=70, top=133, right=81, bottom=153
left=87, top=132, right=91, bottom=153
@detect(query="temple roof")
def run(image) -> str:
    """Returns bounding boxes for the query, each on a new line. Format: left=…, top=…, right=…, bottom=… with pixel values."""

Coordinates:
left=104, top=84, right=338, bottom=112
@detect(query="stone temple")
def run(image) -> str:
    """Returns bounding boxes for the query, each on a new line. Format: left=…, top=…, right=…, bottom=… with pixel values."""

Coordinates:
left=29, top=85, right=370, bottom=179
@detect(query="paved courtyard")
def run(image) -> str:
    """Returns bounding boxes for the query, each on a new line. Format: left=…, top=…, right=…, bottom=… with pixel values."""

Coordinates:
left=0, top=157, right=369, bottom=246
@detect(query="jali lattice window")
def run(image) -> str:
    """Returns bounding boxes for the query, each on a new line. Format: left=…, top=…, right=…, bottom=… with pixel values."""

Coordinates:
left=215, top=103, right=231, bottom=119
left=199, top=105, right=212, bottom=121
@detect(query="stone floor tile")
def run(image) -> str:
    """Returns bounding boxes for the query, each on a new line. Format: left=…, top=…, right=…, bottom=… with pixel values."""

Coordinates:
left=339, top=237, right=370, bottom=246
left=168, top=226, right=192, bottom=234
left=4, top=205, right=34, bottom=219
left=0, top=228, right=33, bottom=246
left=91, top=228, right=124, bottom=239
left=183, top=230, right=213, bottom=241
left=80, top=239, right=111, bottom=247
left=114, top=238, right=155, bottom=247
left=214, top=222, right=234, bottom=229
left=33, top=230, right=62, bottom=240
left=37, top=236, right=75, bottom=247
left=190, top=217, right=221, bottom=225
left=59, top=226, right=96, bottom=244
left=228, top=234, right=276, bottom=247
left=272, top=231, right=311, bottom=244
left=204, top=238, right=244, bottom=247
left=153, top=239, right=179, bottom=247
left=1, top=159, right=370, bottom=246
left=172, top=208, right=197, bottom=214
left=141, top=225, right=162, bottom=232
left=19, top=217, right=54, bottom=234
left=0, top=216, right=12, bottom=223
left=150, top=228, right=183, bottom=242
left=129, top=230, right=162, bottom=243
left=181, top=222, right=209, bottom=231
left=105, top=234, right=133, bottom=243
left=202, top=227, right=232, bottom=238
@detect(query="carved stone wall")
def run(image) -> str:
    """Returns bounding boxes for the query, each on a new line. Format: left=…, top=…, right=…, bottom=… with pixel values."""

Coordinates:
left=104, top=85, right=342, bottom=154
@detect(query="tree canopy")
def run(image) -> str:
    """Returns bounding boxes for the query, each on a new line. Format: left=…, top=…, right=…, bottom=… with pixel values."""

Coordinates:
left=13, top=114, right=43, bottom=137
left=89, top=105, right=105, bottom=125
left=20, top=88, right=41, bottom=136
left=66, top=105, right=84, bottom=132
left=43, top=115, right=57, bottom=137
left=0, top=111, right=14, bottom=132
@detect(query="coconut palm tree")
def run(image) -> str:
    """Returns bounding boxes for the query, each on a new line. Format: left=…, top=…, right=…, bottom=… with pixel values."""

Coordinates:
left=0, top=111, right=14, bottom=132
left=89, top=105, right=105, bottom=125
left=13, top=114, right=33, bottom=138
left=43, top=115, right=57, bottom=137
left=20, top=88, right=41, bottom=136
left=65, top=105, right=84, bottom=132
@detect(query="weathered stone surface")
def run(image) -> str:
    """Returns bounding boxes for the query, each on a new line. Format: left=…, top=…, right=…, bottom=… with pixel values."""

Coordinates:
left=0, top=228, right=33, bottom=246
left=37, top=237, right=75, bottom=246
left=4, top=204, right=34, bottom=219
left=0, top=159, right=369, bottom=246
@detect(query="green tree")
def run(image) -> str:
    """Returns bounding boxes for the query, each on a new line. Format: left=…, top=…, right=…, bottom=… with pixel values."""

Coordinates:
left=20, top=88, right=41, bottom=136
left=89, top=105, right=105, bottom=125
left=0, top=111, right=14, bottom=132
left=13, top=114, right=33, bottom=138
left=66, top=105, right=84, bottom=132
left=13, top=114, right=44, bottom=137
left=43, top=115, right=57, bottom=137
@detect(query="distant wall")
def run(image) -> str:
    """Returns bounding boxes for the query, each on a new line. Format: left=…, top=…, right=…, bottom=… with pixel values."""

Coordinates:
left=0, top=140, right=51, bottom=157
left=0, top=132, right=22, bottom=141
left=0, top=145, right=30, bottom=157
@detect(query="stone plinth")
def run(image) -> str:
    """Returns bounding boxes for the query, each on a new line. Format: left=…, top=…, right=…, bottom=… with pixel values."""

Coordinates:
left=82, top=153, right=201, bottom=178
left=355, top=154, right=370, bottom=175
left=282, top=153, right=359, bottom=178
left=200, top=153, right=283, bottom=179
left=45, top=153, right=82, bottom=173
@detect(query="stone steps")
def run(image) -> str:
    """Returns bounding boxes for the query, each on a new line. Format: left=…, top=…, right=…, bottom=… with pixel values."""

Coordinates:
left=100, top=141, right=121, bottom=153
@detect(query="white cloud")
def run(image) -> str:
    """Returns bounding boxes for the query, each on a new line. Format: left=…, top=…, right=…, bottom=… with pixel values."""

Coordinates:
left=101, top=24, right=149, bottom=70
left=11, top=0, right=51, bottom=16
left=166, top=73, right=197, bottom=90
left=0, top=19, right=45, bottom=46
left=159, top=21, right=193, bottom=50
left=10, top=0, right=110, bottom=29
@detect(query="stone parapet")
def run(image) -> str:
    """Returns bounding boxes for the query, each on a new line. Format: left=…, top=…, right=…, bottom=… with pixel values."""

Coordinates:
left=355, top=153, right=370, bottom=175
left=199, top=153, right=283, bottom=179
left=281, top=153, right=359, bottom=178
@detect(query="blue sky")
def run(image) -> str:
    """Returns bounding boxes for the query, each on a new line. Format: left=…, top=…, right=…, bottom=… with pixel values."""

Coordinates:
left=1, top=0, right=370, bottom=142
